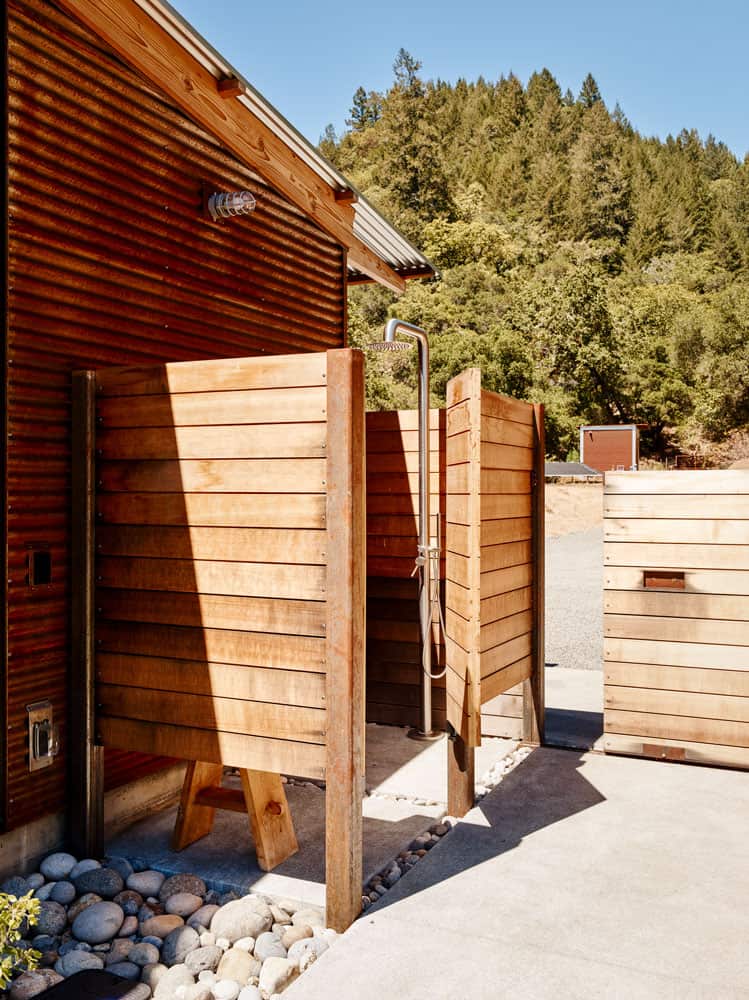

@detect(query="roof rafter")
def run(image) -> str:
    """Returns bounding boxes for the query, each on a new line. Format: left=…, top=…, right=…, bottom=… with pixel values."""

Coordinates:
left=54, top=0, right=406, bottom=294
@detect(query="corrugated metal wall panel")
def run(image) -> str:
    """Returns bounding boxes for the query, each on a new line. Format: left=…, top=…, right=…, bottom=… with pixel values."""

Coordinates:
left=5, top=0, right=346, bottom=831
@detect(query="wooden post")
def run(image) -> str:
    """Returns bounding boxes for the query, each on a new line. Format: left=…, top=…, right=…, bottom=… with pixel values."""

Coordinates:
left=523, top=402, right=546, bottom=745
left=70, top=371, right=104, bottom=857
left=324, top=349, right=365, bottom=932
left=448, top=734, right=475, bottom=817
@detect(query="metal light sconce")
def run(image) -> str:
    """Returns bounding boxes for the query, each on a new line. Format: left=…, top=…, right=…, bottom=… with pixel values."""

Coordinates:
left=207, top=189, right=257, bottom=221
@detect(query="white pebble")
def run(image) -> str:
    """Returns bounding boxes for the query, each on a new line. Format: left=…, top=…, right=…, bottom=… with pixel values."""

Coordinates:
left=216, top=937, right=231, bottom=951
left=233, top=937, right=254, bottom=952
left=212, top=981, right=240, bottom=1000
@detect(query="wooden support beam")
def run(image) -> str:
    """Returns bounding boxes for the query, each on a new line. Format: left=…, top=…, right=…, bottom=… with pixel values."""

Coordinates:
left=447, top=733, right=475, bottom=817
left=217, top=75, right=245, bottom=98
left=523, top=403, right=546, bottom=745
left=53, top=0, right=406, bottom=293
left=172, top=761, right=225, bottom=850
left=324, top=349, right=365, bottom=932
left=70, top=371, right=104, bottom=858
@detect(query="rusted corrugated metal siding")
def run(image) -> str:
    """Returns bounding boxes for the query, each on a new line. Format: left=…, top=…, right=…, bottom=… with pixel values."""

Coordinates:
left=5, top=0, right=345, bottom=831
left=581, top=427, right=638, bottom=473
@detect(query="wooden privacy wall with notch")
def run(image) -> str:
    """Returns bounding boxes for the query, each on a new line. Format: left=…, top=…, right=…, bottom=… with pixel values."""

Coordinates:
left=91, top=351, right=363, bottom=781
left=365, top=410, right=447, bottom=728
left=445, top=370, right=539, bottom=746
left=603, top=471, right=749, bottom=769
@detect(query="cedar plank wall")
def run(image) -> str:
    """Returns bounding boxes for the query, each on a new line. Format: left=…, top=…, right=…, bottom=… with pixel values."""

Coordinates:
left=365, top=410, right=447, bottom=728
left=94, top=355, right=329, bottom=779
left=5, top=0, right=345, bottom=831
left=603, top=471, right=749, bottom=769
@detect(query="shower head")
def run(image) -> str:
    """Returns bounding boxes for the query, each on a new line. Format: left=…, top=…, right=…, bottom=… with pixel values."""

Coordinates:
left=367, top=340, right=413, bottom=352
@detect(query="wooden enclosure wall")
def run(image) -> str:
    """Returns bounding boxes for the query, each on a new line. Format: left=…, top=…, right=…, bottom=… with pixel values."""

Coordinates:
left=5, top=0, right=346, bottom=832
left=445, top=370, right=540, bottom=745
left=603, top=471, right=749, bottom=769
left=365, top=410, right=447, bottom=728
left=89, top=352, right=362, bottom=781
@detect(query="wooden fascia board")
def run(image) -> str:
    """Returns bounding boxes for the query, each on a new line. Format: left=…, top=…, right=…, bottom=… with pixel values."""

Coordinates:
left=55, top=0, right=406, bottom=294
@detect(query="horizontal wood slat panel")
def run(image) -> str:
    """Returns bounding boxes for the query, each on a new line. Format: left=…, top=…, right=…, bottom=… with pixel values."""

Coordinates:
left=448, top=494, right=531, bottom=525
left=604, top=495, right=749, bottom=519
left=98, top=492, right=326, bottom=528
left=481, top=656, right=533, bottom=703
left=97, top=590, right=326, bottom=637
left=448, top=541, right=531, bottom=588
left=448, top=519, right=531, bottom=553
left=97, top=621, right=326, bottom=668
left=604, top=589, right=749, bottom=622
left=98, top=386, right=327, bottom=427
left=97, top=423, right=327, bottom=460
left=604, top=637, right=749, bottom=671
left=604, top=661, right=749, bottom=697
left=605, top=685, right=749, bottom=723
left=604, top=518, right=749, bottom=544
left=96, top=526, right=326, bottom=564
left=481, top=563, right=534, bottom=600
left=481, top=610, right=533, bottom=653
left=604, top=566, right=749, bottom=596
left=602, top=733, right=749, bottom=770
left=97, top=653, right=326, bottom=707
left=99, top=458, right=325, bottom=494
left=481, top=393, right=535, bottom=425
left=605, top=471, right=749, bottom=495
left=604, top=709, right=749, bottom=748
left=365, top=409, right=443, bottom=432
left=99, top=685, right=326, bottom=743
left=605, top=613, right=749, bottom=647
left=366, top=428, right=442, bottom=454
left=366, top=450, right=443, bottom=475
left=481, top=633, right=532, bottom=679
left=96, top=353, right=328, bottom=396
left=98, top=556, right=326, bottom=600
left=605, top=542, right=749, bottom=571
left=99, top=717, right=326, bottom=778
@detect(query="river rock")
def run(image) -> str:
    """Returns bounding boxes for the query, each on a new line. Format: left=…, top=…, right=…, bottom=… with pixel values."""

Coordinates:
left=161, top=924, right=200, bottom=966
left=290, top=907, right=324, bottom=929
left=258, top=957, right=297, bottom=996
left=105, top=857, right=134, bottom=881
left=40, top=853, right=77, bottom=881
left=127, top=870, right=165, bottom=897
left=68, top=893, right=102, bottom=923
left=185, top=944, right=222, bottom=974
left=72, top=901, right=124, bottom=944
left=59, top=939, right=90, bottom=956
left=213, top=981, right=240, bottom=1000
left=35, top=901, right=67, bottom=937
left=233, top=937, right=254, bottom=952
left=106, top=938, right=133, bottom=965
left=2, top=875, right=30, bottom=897
left=253, top=932, right=286, bottom=962
left=49, top=881, right=76, bottom=906
left=74, top=867, right=124, bottom=899
left=158, top=873, right=206, bottom=902
left=237, top=988, right=262, bottom=1000
left=199, top=931, right=216, bottom=947
left=153, top=963, right=195, bottom=998
left=281, top=925, right=312, bottom=950
left=210, top=897, right=272, bottom=943
left=26, top=874, right=45, bottom=892
left=118, top=914, right=138, bottom=937
left=108, top=961, right=140, bottom=980
left=55, top=949, right=104, bottom=977
left=140, top=962, right=167, bottom=990
left=114, top=889, right=143, bottom=916
left=140, top=913, right=184, bottom=938
left=187, top=903, right=219, bottom=930
left=34, top=883, right=56, bottom=902
left=9, top=970, right=52, bottom=999
left=122, top=986, right=152, bottom=1000
left=69, top=859, right=100, bottom=881
left=129, top=941, right=160, bottom=967
left=184, top=986, right=213, bottom=1000
left=216, top=946, right=256, bottom=984
left=287, top=936, right=328, bottom=969
left=165, top=891, right=203, bottom=918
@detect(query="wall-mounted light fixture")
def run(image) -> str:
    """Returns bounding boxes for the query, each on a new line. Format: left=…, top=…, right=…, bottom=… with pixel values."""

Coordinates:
left=207, top=190, right=257, bottom=222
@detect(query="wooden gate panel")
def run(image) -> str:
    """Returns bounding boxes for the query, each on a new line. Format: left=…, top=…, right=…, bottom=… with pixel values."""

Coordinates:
left=445, top=369, right=541, bottom=746
left=603, top=470, right=749, bottom=769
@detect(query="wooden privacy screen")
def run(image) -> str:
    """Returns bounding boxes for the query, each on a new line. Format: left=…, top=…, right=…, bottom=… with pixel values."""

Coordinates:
left=365, top=409, right=447, bottom=727
left=603, top=471, right=749, bottom=769
left=444, top=369, right=544, bottom=747
left=72, top=349, right=365, bottom=929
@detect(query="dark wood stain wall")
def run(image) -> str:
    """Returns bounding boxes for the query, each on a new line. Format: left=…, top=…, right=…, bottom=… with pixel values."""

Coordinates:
left=5, top=0, right=346, bottom=831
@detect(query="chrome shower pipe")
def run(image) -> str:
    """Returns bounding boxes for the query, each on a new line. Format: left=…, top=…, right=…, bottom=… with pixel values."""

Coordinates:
left=381, top=319, right=439, bottom=739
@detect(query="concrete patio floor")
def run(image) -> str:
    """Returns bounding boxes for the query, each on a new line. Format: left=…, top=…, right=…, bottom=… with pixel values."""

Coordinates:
left=288, top=747, right=749, bottom=1000
left=106, top=724, right=517, bottom=908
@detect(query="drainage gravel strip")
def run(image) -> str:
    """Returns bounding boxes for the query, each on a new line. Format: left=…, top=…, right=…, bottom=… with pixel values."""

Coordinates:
left=2, top=743, right=530, bottom=1000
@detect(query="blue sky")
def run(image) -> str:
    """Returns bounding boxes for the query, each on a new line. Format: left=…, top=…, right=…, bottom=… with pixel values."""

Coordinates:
left=171, top=0, right=748, bottom=160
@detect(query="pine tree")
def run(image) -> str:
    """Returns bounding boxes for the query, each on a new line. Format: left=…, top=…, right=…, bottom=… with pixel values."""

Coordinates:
left=578, top=73, right=602, bottom=108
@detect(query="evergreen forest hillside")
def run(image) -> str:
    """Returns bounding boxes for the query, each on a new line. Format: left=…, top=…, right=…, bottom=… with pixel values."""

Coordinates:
left=320, top=53, right=749, bottom=462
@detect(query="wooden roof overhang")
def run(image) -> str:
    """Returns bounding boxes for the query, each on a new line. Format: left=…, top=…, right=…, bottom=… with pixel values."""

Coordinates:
left=53, top=0, right=435, bottom=295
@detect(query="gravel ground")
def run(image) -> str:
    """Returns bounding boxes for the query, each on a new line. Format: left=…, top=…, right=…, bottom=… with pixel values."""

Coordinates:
left=545, top=525, right=603, bottom=671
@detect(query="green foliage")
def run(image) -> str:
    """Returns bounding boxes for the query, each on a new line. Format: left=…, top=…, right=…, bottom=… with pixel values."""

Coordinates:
left=0, top=891, right=41, bottom=987
left=325, top=57, right=748, bottom=458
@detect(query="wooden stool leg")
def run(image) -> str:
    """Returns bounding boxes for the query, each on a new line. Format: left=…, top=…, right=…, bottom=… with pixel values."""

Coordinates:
left=171, top=761, right=225, bottom=851
left=240, top=769, right=298, bottom=871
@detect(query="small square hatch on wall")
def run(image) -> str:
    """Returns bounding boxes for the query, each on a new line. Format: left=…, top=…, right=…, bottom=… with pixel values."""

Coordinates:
left=27, top=700, right=60, bottom=771
left=643, top=570, right=686, bottom=591
left=26, top=543, right=52, bottom=588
